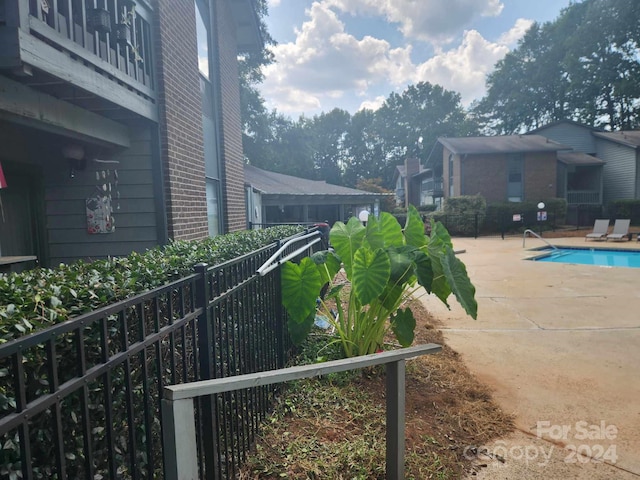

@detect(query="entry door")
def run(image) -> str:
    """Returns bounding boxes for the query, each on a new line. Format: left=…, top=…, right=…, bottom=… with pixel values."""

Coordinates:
left=0, top=164, right=39, bottom=257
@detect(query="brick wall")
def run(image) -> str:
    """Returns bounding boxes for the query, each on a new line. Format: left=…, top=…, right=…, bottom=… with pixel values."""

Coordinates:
left=212, top=0, right=247, bottom=232
left=459, top=152, right=557, bottom=202
left=155, top=0, right=208, bottom=240
left=523, top=152, right=557, bottom=200
left=461, top=154, right=506, bottom=202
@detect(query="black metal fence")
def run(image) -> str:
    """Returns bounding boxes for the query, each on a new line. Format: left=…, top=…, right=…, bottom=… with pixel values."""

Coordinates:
left=424, top=205, right=606, bottom=239
left=0, top=231, right=318, bottom=479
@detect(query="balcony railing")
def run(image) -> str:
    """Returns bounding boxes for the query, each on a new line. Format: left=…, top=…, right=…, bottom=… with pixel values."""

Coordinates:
left=567, top=190, right=601, bottom=205
left=28, top=0, right=154, bottom=90
left=0, top=0, right=157, bottom=119
left=421, top=177, right=444, bottom=197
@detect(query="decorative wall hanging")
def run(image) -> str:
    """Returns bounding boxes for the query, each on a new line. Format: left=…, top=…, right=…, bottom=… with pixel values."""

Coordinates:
left=86, top=159, right=120, bottom=234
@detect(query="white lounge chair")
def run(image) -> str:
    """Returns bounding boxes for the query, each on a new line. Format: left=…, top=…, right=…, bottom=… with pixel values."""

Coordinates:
left=606, top=219, right=631, bottom=241
left=585, top=219, right=609, bottom=241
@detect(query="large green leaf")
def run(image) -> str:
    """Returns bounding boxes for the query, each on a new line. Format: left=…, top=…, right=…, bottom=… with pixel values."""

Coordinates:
left=404, top=205, right=427, bottom=248
left=330, top=217, right=366, bottom=277
left=429, top=220, right=453, bottom=249
left=287, top=312, right=315, bottom=346
left=391, top=308, right=416, bottom=347
left=440, top=247, right=478, bottom=319
left=378, top=284, right=405, bottom=311
left=352, top=247, right=390, bottom=305
left=310, top=250, right=341, bottom=284
left=378, top=212, right=404, bottom=247
left=281, top=258, right=322, bottom=324
left=413, top=250, right=434, bottom=293
left=387, top=246, right=416, bottom=286
left=429, top=254, right=451, bottom=306
left=364, top=214, right=384, bottom=250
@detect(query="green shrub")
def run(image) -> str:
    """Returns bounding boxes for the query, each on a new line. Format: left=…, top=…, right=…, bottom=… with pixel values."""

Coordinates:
left=484, top=198, right=566, bottom=234
left=0, top=225, right=305, bottom=478
left=0, top=225, right=304, bottom=343
left=430, top=195, right=486, bottom=236
left=608, top=199, right=640, bottom=225
left=416, top=204, right=437, bottom=213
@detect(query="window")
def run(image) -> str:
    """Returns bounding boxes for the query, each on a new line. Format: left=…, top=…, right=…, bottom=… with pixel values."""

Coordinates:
left=507, top=154, right=524, bottom=202
left=206, top=179, right=221, bottom=237
left=195, top=1, right=209, bottom=79
left=197, top=0, right=223, bottom=236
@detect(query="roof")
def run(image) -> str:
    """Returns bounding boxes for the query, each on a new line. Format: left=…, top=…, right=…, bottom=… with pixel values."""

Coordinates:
left=592, top=130, right=640, bottom=149
left=244, top=165, right=383, bottom=197
left=438, top=135, right=570, bottom=155
left=527, top=119, right=602, bottom=134
left=557, top=151, right=605, bottom=166
left=395, top=164, right=431, bottom=179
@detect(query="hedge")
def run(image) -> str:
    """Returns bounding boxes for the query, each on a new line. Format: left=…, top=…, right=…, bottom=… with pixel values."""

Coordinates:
left=608, top=199, right=640, bottom=225
left=0, top=225, right=304, bottom=344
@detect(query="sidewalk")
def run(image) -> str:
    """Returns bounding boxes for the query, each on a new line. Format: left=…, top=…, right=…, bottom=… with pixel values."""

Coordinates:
left=418, top=236, right=640, bottom=479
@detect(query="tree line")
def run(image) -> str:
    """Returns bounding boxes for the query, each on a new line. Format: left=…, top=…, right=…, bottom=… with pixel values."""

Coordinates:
left=241, top=0, right=640, bottom=190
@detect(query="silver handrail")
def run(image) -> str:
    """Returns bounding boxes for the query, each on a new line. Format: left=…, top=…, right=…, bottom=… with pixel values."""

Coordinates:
left=523, top=229, right=558, bottom=250
left=257, top=230, right=322, bottom=276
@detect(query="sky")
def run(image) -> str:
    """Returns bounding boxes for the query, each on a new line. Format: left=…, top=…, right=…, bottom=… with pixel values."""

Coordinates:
left=260, top=0, right=573, bottom=119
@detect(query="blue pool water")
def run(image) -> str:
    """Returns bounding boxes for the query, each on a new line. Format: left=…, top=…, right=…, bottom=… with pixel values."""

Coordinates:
left=533, top=247, right=640, bottom=268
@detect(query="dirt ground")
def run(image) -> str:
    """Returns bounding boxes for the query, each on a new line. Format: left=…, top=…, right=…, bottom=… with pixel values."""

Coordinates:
left=239, top=299, right=515, bottom=479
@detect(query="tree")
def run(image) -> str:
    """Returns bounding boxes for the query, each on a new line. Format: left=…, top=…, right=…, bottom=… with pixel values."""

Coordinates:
left=356, top=178, right=396, bottom=212
left=475, top=0, right=640, bottom=133
left=363, top=82, right=473, bottom=187
left=304, top=108, right=351, bottom=185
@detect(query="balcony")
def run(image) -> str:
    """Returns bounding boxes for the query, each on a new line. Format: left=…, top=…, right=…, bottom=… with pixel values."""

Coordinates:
left=566, top=190, right=602, bottom=205
left=420, top=177, right=444, bottom=197
left=0, top=0, right=156, bottom=121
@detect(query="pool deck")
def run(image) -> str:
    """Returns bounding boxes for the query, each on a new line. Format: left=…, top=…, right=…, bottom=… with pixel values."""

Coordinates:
left=418, top=236, right=640, bottom=479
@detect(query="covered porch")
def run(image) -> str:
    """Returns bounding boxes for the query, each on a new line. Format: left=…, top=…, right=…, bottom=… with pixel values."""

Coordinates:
left=557, top=151, right=605, bottom=205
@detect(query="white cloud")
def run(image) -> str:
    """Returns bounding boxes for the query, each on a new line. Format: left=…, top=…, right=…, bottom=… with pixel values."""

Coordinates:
left=260, top=1, right=532, bottom=117
left=268, top=0, right=282, bottom=7
left=324, top=0, right=503, bottom=43
left=261, top=2, right=415, bottom=115
left=358, top=96, right=386, bottom=112
left=415, top=29, right=510, bottom=106
left=498, top=18, right=534, bottom=46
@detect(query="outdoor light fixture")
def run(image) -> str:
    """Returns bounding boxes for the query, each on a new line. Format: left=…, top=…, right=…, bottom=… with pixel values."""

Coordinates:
left=63, top=145, right=86, bottom=179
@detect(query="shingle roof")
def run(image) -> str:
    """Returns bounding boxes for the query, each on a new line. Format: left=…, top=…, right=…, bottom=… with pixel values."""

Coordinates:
left=438, top=135, right=570, bottom=155
left=244, top=165, right=383, bottom=197
left=593, top=130, right=640, bottom=148
left=557, top=151, right=605, bottom=166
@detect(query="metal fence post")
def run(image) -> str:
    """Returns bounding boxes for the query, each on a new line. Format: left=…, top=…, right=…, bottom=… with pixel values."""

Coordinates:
left=162, top=398, right=198, bottom=480
left=386, top=359, right=406, bottom=480
left=194, top=263, right=218, bottom=479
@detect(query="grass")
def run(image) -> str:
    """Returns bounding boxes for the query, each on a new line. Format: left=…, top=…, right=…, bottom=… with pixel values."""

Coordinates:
left=238, top=300, right=513, bottom=479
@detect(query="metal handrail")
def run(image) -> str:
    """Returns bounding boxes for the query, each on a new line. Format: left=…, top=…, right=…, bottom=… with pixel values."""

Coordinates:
left=523, top=229, right=558, bottom=250
left=257, top=230, right=322, bottom=276
left=162, top=343, right=442, bottom=480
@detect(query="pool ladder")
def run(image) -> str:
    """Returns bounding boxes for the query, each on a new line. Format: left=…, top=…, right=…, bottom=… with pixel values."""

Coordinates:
left=523, top=229, right=558, bottom=250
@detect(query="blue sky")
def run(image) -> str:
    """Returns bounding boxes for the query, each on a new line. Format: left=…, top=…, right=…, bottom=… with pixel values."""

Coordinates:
left=261, top=0, right=572, bottom=118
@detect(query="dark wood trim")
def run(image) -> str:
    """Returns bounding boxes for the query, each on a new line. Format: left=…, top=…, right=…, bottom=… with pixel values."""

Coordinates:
left=0, top=75, right=131, bottom=148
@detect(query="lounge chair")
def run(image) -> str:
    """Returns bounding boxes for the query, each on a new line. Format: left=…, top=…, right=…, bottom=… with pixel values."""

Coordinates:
left=585, top=219, right=609, bottom=241
left=606, top=219, right=631, bottom=241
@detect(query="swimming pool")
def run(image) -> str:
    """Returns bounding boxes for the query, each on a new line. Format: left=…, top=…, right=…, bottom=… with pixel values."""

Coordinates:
left=531, top=247, right=640, bottom=268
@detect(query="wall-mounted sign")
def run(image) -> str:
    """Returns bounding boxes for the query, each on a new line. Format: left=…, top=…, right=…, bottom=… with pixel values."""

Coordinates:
left=513, top=214, right=522, bottom=222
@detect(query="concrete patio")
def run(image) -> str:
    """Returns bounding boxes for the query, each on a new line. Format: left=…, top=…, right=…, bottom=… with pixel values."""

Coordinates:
left=419, top=235, right=640, bottom=479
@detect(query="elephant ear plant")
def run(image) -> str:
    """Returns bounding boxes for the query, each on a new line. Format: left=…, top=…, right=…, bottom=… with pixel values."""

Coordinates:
left=281, top=205, right=477, bottom=358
